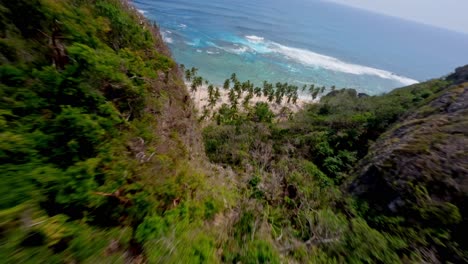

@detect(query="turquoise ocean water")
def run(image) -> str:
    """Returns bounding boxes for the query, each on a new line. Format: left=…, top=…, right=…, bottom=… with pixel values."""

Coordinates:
left=134, top=0, right=468, bottom=95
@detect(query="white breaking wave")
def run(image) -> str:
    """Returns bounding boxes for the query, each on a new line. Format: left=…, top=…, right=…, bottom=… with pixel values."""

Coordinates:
left=245, top=35, right=265, bottom=43
left=137, top=9, right=147, bottom=15
left=185, top=38, right=201, bottom=47
left=221, top=46, right=249, bottom=55
left=230, top=46, right=248, bottom=54
left=230, top=46, right=249, bottom=54
left=241, top=35, right=419, bottom=86
left=205, top=41, right=218, bottom=47
left=241, top=35, right=271, bottom=53
left=161, top=32, right=173, bottom=44
left=272, top=43, right=418, bottom=85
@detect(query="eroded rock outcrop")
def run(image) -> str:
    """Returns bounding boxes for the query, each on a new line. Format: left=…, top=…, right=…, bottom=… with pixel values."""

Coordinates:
left=351, top=73, right=468, bottom=261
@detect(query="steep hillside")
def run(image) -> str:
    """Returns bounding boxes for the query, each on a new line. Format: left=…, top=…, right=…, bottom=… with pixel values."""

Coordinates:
left=200, top=67, right=468, bottom=262
left=351, top=67, right=468, bottom=262
left=1, top=0, right=467, bottom=263
left=0, top=0, right=226, bottom=262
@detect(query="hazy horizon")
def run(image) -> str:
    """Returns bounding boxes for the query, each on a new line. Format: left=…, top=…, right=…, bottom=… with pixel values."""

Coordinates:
left=135, top=0, right=468, bottom=95
left=327, top=0, right=468, bottom=35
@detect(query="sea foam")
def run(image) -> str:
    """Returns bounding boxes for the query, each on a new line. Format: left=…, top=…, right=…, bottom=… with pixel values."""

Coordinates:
left=245, top=35, right=265, bottom=43
left=242, top=35, right=418, bottom=86
left=161, top=32, right=173, bottom=44
left=220, top=46, right=249, bottom=55
left=272, top=43, right=419, bottom=85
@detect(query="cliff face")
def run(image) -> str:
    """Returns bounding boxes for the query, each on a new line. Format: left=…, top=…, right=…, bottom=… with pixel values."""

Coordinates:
left=448, top=64, right=468, bottom=84
left=0, top=0, right=211, bottom=262
left=2, top=0, right=468, bottom=262
left=123, top=1, right=204, bottom=159
left=351, top=68, right=468, bottom=261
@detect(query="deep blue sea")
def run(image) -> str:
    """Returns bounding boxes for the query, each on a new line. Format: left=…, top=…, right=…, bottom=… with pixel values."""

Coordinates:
left=134, top=0, right=468, bottom=95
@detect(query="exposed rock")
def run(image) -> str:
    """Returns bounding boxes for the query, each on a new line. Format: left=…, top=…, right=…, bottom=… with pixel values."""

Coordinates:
left=447, top=64, right=468, bottom=85
left=325, top=88, right=358, bottom=98
left=351, top=81, right=468, bottom=261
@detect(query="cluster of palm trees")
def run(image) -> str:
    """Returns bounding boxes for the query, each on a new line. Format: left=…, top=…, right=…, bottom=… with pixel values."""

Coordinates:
left=181, top=65, right=204, bottom=95
left=180, top=64, right=337, bottom=120
left=305, top=84, right=336, bottom=100
left=221, top=74, right=336, bottom=107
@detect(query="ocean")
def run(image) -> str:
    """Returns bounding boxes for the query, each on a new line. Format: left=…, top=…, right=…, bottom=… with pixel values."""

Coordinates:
left=133, top=0, right=468, bottom=95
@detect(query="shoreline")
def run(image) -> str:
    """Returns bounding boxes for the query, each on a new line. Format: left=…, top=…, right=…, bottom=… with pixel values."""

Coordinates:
left=187, top=83, right=313, bottom=114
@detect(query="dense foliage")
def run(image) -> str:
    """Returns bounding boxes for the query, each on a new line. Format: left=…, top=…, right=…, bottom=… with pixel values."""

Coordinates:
left=1, top=0, right=466, bottom=263
left=202, top=76, right=468, bottom=263
left=0, top=0, right=226, bottom=262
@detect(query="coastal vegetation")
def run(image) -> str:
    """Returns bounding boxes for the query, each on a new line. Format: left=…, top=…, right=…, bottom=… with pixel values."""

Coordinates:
left=0, top=0, right=467, bottom=263
left=200, top=74, right=465, bottom=263
left=0, top=0, right=225, bottom=262
left=182, top=68, right=332, bottom=122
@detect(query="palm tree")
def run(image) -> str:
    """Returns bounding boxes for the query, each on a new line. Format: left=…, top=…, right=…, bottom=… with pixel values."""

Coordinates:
left=287, top=92, right=292, bottom=104
left=275, top=89, right=283, bottom=105
left=230, top=73, right=237, bottom=83
left=308, top=84, right=315, bottom=93
left=208, top=84, right=214, bottom=99
left=267, top=90, right=275, bottom=103
left=248, top=84, right=254, bottom=94
left=309, top=84, right=315, bottom=100
left=254, top=87, right=262, bottom=97
left=223, top=79, right=230, bottom=90
left=208, top=87, right=217, bottom=108
left=214, top=87, right=221, bottom=103
left=228, top=88, right=238, bottom=109
left=191, top=76, right=203, bottom=96
left=292, top=94, right=298, bottom=105
left=190, top=82, right=197, bottom=95
left=190, top=67, right=198, bottom=77
left=312, top=87, right=320, bottom=100
left=262, top=81, right=269, bottom=97
left=242, top=92, right=253, bottom=109
left=241, top=81, right=248, bottom=92
left=197, top=76, right=204, bottom=86
left=185, top=69, right=192, bottom=81
left=234, top=81, right=242, bottom=98
left=200, top=106, right=210, bottom=121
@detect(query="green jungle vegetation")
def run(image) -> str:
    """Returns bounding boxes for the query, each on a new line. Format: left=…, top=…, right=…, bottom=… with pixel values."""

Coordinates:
left=0, top=0, right=467, bottom=263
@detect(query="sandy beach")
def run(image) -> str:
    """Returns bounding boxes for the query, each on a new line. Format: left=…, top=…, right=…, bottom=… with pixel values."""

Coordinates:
left=188, top=83, right=313, bottom=115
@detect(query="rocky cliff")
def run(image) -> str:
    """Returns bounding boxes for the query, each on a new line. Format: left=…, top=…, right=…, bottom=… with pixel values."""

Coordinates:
left=351, top=66, right=468, bottom=262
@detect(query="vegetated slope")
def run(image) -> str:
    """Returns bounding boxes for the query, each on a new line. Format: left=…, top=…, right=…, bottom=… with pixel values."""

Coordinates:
left=1, top=0, right=467, bottom=262
left=202, top=67, right=466, bottom=262
left=0, top=0, right=227, bottom=262
left=351, top=65, right=468, bottom=263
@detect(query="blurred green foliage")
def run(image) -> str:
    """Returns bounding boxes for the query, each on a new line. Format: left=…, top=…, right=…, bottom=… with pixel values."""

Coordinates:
left=0, top=0, right=222, bottom=262
left=0, top=0, right=464, bottom=262
left=202, top=78, right=460, bottom=262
